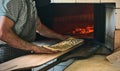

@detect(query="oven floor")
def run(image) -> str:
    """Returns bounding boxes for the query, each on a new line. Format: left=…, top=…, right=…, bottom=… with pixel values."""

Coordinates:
left=65, top=55, right=120, bottom=71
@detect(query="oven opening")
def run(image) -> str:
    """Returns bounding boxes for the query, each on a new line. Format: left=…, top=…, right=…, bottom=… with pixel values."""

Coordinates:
left=53, top=4, right=94, bottom=39
left=36, top=3, right=115, bottom=50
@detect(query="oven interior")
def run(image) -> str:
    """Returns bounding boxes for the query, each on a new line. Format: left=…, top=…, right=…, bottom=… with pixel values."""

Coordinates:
left=36, top=3, right=115, bottom=51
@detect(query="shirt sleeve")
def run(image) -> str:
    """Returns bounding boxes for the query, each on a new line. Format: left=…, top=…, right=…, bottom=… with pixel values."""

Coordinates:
left=0, top=0, right=22, bottom=22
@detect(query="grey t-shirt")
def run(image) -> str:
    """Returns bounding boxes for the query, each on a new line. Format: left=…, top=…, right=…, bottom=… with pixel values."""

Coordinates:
left=0, top=0, right=37, bottom=42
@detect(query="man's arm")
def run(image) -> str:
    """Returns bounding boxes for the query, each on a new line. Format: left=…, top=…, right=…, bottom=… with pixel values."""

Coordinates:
left=0, top=16, right=57, bottom=53
left=36, top=17, right=68, bottom=40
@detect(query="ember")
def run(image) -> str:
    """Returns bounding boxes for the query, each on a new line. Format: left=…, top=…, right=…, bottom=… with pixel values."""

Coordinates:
left=72, top=25, right=94, bottom=35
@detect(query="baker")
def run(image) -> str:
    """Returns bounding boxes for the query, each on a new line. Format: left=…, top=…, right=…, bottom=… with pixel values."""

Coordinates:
left=0, top=0, right=69, bottom=66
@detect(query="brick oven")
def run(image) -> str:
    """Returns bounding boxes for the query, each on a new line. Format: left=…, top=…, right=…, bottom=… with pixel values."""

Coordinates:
left=34, top=0, right=120, bottom=71
left=36, top=0, right=120, bottom=51
left=32, top=1, right=120, bottom=71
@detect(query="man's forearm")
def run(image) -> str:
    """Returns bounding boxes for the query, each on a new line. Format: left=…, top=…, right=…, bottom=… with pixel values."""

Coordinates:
left=0, top=16, right=36, bottom=52
left=36, top=23, right=66, bottom=40
left=0, top=28, right=36, bottom=51
left=36, top=16, right=67, bottom=40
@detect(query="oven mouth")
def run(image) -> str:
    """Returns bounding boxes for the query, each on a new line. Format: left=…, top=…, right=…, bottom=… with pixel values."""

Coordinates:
left=36, top=3, right=115, bottom=50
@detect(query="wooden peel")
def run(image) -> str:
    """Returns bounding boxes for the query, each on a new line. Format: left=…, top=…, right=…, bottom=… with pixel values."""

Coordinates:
left=0, top=38, right=84, bottom=71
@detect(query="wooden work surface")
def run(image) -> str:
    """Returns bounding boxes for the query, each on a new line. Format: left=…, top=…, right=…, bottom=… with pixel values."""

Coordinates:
left=0, top=39, right=83, bottom=71
left=0, top=52, right=66, bottom=71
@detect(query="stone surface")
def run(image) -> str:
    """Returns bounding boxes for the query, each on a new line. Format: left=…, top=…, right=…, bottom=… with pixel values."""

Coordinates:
left=65, top=55, right=120, bottom=71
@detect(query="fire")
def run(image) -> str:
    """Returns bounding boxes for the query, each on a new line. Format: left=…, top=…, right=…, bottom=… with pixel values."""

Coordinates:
left=72, top=26, right=94, bottom=35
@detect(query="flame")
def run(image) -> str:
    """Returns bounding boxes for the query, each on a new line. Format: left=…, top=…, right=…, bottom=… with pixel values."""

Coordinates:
left=72, top=26, right=94, bottom=35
